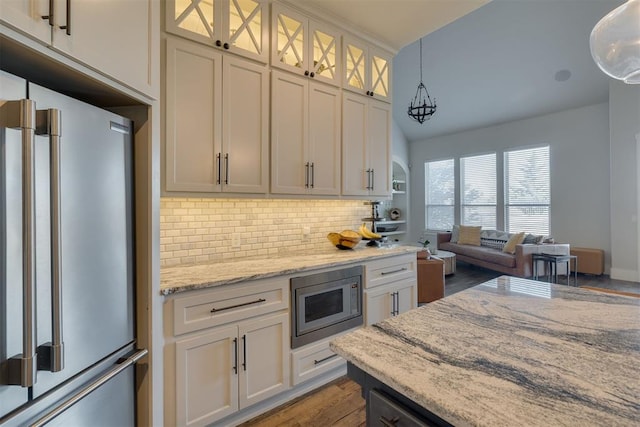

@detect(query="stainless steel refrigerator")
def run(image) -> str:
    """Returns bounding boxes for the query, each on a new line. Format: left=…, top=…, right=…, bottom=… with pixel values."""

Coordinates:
left=0, top=70, right=146, bottom=426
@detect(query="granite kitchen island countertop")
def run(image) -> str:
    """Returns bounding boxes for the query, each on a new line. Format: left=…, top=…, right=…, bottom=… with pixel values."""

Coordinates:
left=330, top=276, right=640, bottom=426
left=160, top=244, right=420, bottom=295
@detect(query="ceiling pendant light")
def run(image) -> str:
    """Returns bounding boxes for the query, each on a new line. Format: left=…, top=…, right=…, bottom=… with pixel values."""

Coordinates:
left=590, top=0, right=640, bottom=84
left=408, top=38, right=437, bottom=124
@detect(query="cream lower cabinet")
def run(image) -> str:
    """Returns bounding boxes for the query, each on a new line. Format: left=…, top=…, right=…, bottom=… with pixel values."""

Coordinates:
left=271, top=70, right=341, bottom=195
left=342, top=92, right=391, bottom=197
left=364, top=254, right=417, bottom=325
left=165, top=36, right=269, bottom=194
left=175, top=313, right=289, bottom=426
left=165, top=277, right=290, bottom=426
left=365, top=280, right=416, bottom=326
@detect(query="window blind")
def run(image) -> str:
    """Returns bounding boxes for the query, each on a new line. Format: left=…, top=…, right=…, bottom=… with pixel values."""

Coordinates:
left=425, top=159, right=454, bottom=230
left=460, top=153, right=496, bottom=228
left=504, top=146, right=550, bottom=235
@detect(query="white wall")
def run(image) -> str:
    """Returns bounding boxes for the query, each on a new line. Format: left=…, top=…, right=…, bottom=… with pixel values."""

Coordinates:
left=609, top=81, right=640, bottom=281
left=408, top=102, right=613, bottom=272
left=392, top=119, right=409, bottom=162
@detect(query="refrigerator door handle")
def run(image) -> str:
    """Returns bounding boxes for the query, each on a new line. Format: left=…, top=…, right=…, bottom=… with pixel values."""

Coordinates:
left=30, top=349, right=148, bottom=427
left=35, top=108, right=64, bottom=373
left=0, top=99, right=38, bottom=387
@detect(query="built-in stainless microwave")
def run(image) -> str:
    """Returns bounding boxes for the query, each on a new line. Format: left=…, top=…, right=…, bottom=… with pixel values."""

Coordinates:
left=290, top=265, right=363, bottom=349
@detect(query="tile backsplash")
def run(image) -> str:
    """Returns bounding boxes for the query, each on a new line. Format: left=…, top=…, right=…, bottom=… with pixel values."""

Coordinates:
left=160, top=197, right=371, bottom=267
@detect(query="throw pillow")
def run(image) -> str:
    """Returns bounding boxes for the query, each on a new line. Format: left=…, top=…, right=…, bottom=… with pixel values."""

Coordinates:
left=503, top=232, right=525, bottom=254
left=450, top=225, right=460, bottom=243
left=457, top=225, right=482, bottom=246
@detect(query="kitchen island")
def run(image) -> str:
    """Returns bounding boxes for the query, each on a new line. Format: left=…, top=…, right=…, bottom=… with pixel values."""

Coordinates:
left=330, top=276, right=640, bottom=426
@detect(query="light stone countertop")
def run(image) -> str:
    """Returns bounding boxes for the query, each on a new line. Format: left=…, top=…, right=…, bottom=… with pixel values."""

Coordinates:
left=160, top=244, right=421, bottom=295
left=330, top=275, right=640, bottom=426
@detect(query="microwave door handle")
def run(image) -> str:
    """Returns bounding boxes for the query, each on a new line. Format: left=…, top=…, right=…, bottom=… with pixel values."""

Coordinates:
left=0, top=99, right=38, bottom=387
left=35, top=109, right=64, bottom=372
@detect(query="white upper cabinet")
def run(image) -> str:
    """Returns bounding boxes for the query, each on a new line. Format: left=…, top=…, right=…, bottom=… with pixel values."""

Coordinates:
left=271, top=71, right=341, bottom=195
left=342, top=92, right=391, bottom=197
left=0, top=0, right=157, bottom=98
left=166, top=0, right=268, bottom=63
left=0, top=0, right=51, bottom=44
left=165, top=37, right=269, bottom=194
left=271, top=3, right=341, bottom=86
left=343, top=35, right=392, bottom=102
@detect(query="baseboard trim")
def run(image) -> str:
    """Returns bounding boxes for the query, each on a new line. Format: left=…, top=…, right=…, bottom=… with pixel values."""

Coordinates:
left=609, top=267, right=639, bottom=282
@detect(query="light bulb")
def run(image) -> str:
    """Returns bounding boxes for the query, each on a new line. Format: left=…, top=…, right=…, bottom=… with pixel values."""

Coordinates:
left=590, top=0, right=640, bottom=84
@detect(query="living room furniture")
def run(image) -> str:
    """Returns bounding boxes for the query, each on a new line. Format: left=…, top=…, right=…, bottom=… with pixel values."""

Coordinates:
left=437, top=231, right=570, bottom=278
left=532, top=253, right=578, bottom=286
left=417, top=257, right=445, bottom=303
left=432, top=250, right=456, bottom=275
left=570, top=247, right=604, bottom=275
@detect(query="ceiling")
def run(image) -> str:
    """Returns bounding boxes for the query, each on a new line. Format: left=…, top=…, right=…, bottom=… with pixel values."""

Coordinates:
left=297, top=0, right=623, bottom=143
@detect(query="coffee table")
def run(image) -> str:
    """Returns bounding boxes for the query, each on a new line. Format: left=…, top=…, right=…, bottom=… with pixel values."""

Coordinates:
left=432, top=250, right=456, bottom=275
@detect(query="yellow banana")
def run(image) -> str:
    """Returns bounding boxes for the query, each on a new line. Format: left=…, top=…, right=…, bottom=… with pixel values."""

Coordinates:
left=359, top=223, right=381, bottom=239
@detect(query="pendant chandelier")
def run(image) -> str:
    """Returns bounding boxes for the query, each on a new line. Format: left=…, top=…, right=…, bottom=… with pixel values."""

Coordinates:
left=408, top=38, right=437, bottom=124
left=590, top=0, right=640, bottom=84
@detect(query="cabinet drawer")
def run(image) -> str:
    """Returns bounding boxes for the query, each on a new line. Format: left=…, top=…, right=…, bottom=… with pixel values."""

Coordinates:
left=368, top=389, right=428, bottom=426
left=291, top=336, right=345, bottom=386
left=173, top=278, right=288, bottom=335
left=366, top=254, right=416, bottom=289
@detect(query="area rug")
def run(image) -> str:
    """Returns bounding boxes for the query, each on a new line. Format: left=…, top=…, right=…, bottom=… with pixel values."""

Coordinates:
left=579, top=286, right=640, bottom=298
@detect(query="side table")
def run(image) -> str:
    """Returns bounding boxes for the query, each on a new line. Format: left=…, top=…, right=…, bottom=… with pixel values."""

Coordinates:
left=431, top=250, right=456, bottom=275
left=532, top=253, right=578, bottom=286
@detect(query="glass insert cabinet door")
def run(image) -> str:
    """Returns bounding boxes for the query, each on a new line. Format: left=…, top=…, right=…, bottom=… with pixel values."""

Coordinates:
left=344, top=37, right=392, bottom=101
left=271, top=4, right=341, bottom=86
left=166, top=0, right=268, bottom=62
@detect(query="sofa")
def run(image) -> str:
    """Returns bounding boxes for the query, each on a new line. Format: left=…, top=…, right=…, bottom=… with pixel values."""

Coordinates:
left=437, top=228, right=570, bottom=278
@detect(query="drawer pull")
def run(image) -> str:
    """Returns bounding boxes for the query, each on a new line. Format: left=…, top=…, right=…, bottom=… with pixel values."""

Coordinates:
left=210, top=298, right=266, bottom=313
left=380, top=267, right=407, bottom=275
left=314, top=354, right=339, bottom=365
left=379, top=415, right=400, bottom=426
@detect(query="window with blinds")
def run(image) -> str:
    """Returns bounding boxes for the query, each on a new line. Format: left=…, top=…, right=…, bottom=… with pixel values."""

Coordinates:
left=460, top=153, right=496, bottom=228
left=504, top=146, right=550, bottom=235
left=425, top=159, right=454, bottom=230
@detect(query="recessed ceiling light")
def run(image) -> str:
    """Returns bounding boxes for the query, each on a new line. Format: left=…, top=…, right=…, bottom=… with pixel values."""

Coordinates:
left=554, top=69, right=572, bottom=82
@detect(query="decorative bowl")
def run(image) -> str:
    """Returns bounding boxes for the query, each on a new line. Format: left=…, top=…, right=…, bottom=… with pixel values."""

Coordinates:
left=327, top=230, right=362, bottom=250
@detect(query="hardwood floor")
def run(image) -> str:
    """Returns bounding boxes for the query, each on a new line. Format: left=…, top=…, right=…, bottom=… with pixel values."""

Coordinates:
left=239, top=377, right=365, bottom=427
left=241, top=263, right=639, bottom=426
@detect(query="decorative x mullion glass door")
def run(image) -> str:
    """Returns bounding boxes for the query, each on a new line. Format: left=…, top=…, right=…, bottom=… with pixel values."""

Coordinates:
left=226, top=0, right=268, bottom=61
left=309, top=21, right=340, bottom=86
left=167, top=0, right=222, bottom=46
left=369, top=48, right=391, bottom=100
left=271, top=4, right=307, bottom=74
left=166, top=0, right=268, bottom=62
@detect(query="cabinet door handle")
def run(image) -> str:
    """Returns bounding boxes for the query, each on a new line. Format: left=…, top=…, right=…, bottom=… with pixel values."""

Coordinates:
left=365, top=169, right=371, bottom=190
left=216, top=40, right=222, bottom=47
left=224, top=153, right=229, bottom=185
left=314, top=354, right=339, bottom=365
left=380, top=267, right=407, bottom=275
left=41, top=0, right=54, bottom=26
left=242, top=334, right=247, bottom=371
left=216, top=153, right=221, bottom=185
left=304, top=162, right=309, bottom=188
left=379, top=415, right=400, bottom=426
left=210, top=298, right=266, bottom=313
left=310, top=162, right=314, bottom=188
left=232, top=338, right=238, bottom=374
left=370, top=168, right=375, bottom=190
left=390, top=292, right=396, bottom=317
left=58, top=0, right=71, bottom=35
